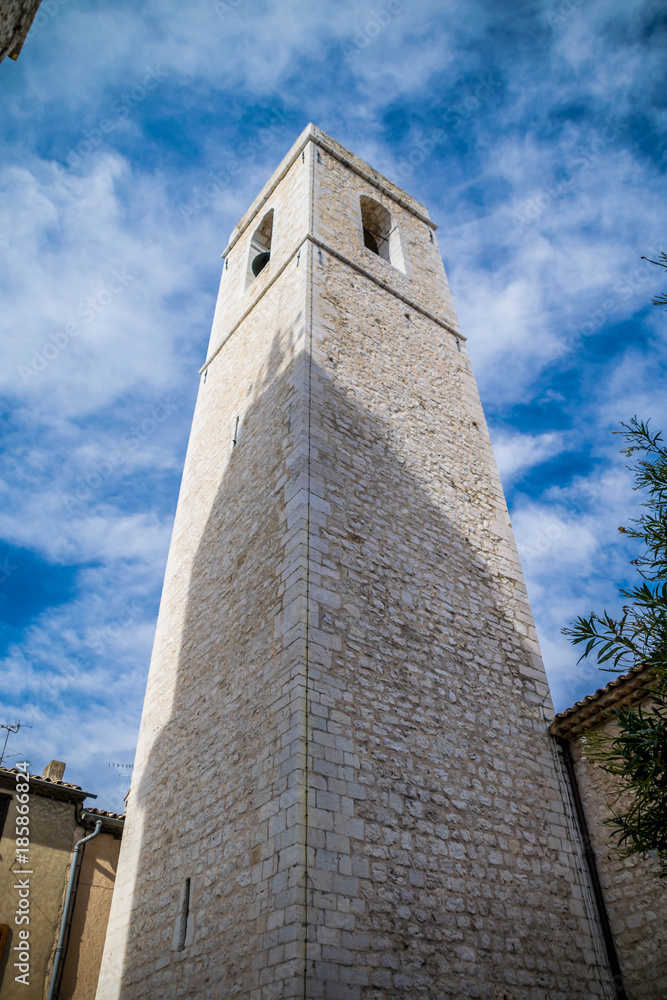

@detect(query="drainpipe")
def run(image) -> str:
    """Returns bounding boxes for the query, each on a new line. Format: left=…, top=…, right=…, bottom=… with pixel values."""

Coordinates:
left=556, top=738, right=628, bottom=1000
left=46, top=813, right=103, bottom=1000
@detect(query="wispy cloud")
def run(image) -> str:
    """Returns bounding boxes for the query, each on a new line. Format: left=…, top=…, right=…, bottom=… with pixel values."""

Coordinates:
left=1, top=0, right=664, bottom=805
left=491, top=430, right=564, bottom=484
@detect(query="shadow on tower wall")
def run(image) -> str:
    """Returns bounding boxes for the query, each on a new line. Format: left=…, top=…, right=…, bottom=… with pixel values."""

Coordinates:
left=109, top=330, right=599, bottom=999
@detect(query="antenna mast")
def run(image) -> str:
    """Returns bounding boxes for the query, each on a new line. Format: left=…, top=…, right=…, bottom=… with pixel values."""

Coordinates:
left=0, top=721, right=31, bottom=768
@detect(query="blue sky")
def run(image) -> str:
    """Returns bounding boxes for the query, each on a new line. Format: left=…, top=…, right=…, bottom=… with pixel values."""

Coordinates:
left=1, top=0, right=665, bottom=811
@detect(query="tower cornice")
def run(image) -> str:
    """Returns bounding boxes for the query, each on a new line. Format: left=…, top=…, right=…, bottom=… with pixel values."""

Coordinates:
left=201, top=232, right=464, bottom=374
left=221, top=123, right=437, bottom=260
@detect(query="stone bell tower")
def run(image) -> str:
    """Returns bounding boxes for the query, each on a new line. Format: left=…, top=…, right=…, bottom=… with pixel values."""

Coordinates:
left=97, top=124, right=613, bottom=999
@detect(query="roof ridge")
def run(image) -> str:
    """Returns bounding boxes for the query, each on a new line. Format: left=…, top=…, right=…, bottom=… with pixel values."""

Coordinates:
left=549, top=662, right=657, bottom=738
left=0, top=764, right=84, bottom=791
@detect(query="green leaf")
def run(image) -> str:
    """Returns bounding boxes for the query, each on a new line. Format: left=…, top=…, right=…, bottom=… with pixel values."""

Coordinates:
left=563, top=415, right=667, bottom=873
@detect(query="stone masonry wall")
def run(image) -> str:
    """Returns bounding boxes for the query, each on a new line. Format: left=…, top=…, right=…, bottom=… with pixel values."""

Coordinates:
left=97, top=148, right=314, bottom=995
left=298, top=220, right=608, bottom=996
left=571, top=723, right=667, bottom=999
left=0, top=788, right=77, bottom=1000
left=97, top=126, right=613, bottom=999
left=311, top=137, right=457, bottom=330
left=0, top=0, right=42, bottom=62
left=207, top=141, right=311, bottom=360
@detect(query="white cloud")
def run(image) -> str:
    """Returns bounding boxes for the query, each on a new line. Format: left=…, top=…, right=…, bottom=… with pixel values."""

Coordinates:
left=510, top=455, right=643, bottom=710
left=0, top=565, right=161, bottom=811
left=491, top=429, right=564, bottom=483
left=444, top=133, right=666, bottom=403
left=0, top=0, right=663, bottom=807
left=0, top=153, right=213, bottom=419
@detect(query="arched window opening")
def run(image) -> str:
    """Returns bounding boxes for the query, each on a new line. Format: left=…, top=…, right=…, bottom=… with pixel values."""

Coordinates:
left=246, top=210, right=273, bottom=288
left=360, top=196, right=392, bottom=263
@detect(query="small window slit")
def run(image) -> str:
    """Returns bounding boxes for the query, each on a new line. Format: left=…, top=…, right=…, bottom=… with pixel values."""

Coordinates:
left=173, top=877, right=191, bottom=952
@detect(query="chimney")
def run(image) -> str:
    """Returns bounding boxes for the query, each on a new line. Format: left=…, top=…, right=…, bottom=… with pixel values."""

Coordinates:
left=42, top=760, right=66, bottom=781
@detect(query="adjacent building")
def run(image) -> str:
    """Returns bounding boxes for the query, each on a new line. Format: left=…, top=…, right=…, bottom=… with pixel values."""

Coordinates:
left=550, top=665, right=667, bottom=999
left=0, top=761, right=124, bottom=999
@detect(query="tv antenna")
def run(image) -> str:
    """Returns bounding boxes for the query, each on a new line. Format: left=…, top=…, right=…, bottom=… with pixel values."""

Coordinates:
left=0, top=721, right=31, bottom=768
left=107, top=761, right=134, bottom=796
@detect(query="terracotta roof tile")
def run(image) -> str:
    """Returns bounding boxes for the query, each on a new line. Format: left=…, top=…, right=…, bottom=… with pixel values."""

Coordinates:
left=549, top=663, right=657, bottom=739
left=85, top=807, right=125, bottom=821
left=0, top=764, right=84, bottom=790
left=0, top=765, right=95, bottom=802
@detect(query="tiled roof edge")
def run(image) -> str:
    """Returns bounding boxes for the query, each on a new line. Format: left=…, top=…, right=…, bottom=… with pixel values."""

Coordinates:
left=0, top=765, right=94, bottom=801
left=85, top=807, right=125, bottom=822
left=549, top=663, right=657, bottom=739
